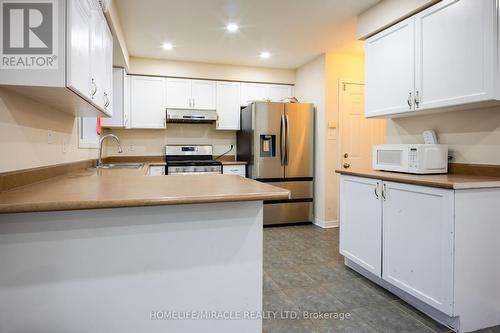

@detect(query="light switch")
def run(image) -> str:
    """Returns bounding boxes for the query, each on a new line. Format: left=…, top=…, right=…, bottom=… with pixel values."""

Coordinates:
left=328, top=121, right=337, bottom=129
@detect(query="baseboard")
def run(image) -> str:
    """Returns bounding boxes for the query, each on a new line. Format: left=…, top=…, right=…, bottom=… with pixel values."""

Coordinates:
left=313, top=218, right=338, bottom=229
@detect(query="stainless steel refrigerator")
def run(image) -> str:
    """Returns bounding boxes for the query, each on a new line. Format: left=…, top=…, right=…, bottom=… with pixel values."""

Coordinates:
left=237, top=102, right=314, bottom=225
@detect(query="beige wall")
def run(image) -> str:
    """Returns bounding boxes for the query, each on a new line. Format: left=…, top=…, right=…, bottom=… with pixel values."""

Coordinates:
left=0, top=88, right=98, bottom=173
left=357, top=0, right=440, bottom=39
left=324, top=53, right=365, bottom=223
left=294, top=55, right=326, bottom=224
left=386, top=107, right=500, bottom=165
left=104, top=124, right=235, bottom=157
left=294, top=53, right=365, bottom=226
left=128, top=57, right=296, bottom=84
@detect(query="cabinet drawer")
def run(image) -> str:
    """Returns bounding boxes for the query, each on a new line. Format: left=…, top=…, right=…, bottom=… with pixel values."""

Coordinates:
left=222, top=165, right=246, bottom=177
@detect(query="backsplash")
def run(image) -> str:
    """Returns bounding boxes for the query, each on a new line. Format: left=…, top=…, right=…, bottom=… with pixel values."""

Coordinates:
left=104, top=123, right=236, bottom=157
left=386, top=106, right=500, bottom=165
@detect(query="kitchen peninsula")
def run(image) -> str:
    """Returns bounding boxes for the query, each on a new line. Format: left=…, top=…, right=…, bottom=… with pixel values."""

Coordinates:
left=0, top=166, right=289, bottom=333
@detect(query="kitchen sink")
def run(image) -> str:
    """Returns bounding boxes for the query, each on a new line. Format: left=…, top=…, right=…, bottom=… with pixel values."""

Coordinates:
left=97, top=163, right=145, bottom=170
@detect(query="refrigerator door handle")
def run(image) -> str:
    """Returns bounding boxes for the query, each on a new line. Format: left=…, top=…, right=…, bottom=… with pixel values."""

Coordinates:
left=285, top=114, right=290, bottom=165
left=280, top=114, right=286, bottom=166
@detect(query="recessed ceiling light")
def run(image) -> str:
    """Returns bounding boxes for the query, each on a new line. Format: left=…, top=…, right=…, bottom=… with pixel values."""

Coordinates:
left=259, top=51, right=271, bottom=59
left=162, top=42, right=173, bottom=50
left=226, top=23, right=239, bottom=32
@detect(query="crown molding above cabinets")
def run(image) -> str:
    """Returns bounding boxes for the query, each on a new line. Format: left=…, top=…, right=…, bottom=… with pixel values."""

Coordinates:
left=0, top=0, right=113, bottom=118
left=365, top=0, right=500, bottom=119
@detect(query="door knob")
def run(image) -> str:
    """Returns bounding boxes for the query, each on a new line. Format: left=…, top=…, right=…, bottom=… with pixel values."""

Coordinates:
left=343, top=163, right=350, bottom=169
left=344, top=153, right=348, bottom=158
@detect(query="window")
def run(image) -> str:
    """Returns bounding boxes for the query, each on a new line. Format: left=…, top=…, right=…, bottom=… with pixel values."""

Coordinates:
left=78, top=117, right=99, bottom=148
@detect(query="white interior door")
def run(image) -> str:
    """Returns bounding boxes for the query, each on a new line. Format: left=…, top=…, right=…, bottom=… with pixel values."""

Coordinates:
left=340, top=175, right=383, bottom=277
left=191, top=80, right=216, bottom=110
left=415, top=0, right=495, bottom=110
left=340, top=82, right=385, bottom=171
left=365, top=17, right=415, bottom=117
left=382, top=181, right=454, bottom=315
left=166, top=78, right=191, bottom=109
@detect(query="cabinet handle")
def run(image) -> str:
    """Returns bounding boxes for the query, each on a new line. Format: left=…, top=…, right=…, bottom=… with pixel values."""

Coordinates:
left=374, top=183, right=380, bottom=200
left=407, top=92, right=412, bottom=109
left=193, top=99, right=195, bottom=108
left=103, top=92, right=109, bottom=108
left=414, top=91, right=420, bottom=108
left=91, top=78, right=97, bottom=99
left=381, top=183, right=387, bottom=201
left=163, top=116, right=166, bottom=128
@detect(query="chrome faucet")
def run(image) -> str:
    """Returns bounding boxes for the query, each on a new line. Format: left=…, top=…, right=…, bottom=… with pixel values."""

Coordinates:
left=97, top=134, right=123, bottom=168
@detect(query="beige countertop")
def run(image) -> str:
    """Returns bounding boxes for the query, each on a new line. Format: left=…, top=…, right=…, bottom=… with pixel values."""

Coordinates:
left=0, top=164, right=289, bottom=214
left=336, top=168, right=500, bottom=189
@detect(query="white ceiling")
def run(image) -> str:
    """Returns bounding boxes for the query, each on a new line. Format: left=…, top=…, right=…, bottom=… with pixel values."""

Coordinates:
left=115, top=0, right=379, bottom=69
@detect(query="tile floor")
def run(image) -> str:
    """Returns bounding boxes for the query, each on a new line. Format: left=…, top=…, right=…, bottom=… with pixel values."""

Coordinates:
left=263, top=225, right=500, bottom=333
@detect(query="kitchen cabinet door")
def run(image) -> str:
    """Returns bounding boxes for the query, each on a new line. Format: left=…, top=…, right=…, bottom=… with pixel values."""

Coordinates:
left=382, top=181, right=454, bottom=315
left=241, top=83, right=268, bottom=107
left=166, top=78, right=191, bottom=109
left=130, top=76, right=166, bottom=129
left=67, top=0, right=92, bottom=101
left=268, top=84, right=292, bottom=102
left=216, top=81, right=241, bottom=130
left=365, top=17, right=415, bottom=117
left=102, top=68, right=129, bottom=128
left=102, top=23, right=113, bottom=115
left=89, top=7, right=105, bottom=110
left=414, top=0, right=496, bottom=111
left=192, top=80, right=216, bottom=110
left=339, top=175, right=382, bottom=277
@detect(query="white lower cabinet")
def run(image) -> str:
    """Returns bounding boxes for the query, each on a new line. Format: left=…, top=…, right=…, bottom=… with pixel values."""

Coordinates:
left=222, top=165, right=246, bottom=177
left=382, top=181, right=454, bottom=315
left=148, top=166, right=166, bottom=176
left=340, top=175, right=454, bottom=312
left=339, top=176, right=382, bottom=277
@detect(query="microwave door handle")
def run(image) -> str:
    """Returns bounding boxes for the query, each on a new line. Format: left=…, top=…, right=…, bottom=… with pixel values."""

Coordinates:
left=285, top=114, right=290, bottom=165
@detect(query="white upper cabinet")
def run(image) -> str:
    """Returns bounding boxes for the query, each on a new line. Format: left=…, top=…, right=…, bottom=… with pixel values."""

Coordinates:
left=0, top=0, right=113, bottom=117
left=414, top=0, right=496, bottom=110
left=240, top=83, right=268, bottom=106
left=67, top=0, right=92, bottom=100
left=165, top=78, right=191, bottom=109
left=191, top=80, right=216, bottom=110
left=365, top=0, right=500, bottom=118
left=339, top=175, right=383, bottom=277
left=102, top=68, right=130, bottom=128
left=382, top=181, right=454, bottom=315
left=268, top=84, right=292, bottom=102
left=166, top=78, right=216, bottom=110
left=130, top=76, right=166, bottom=129
left=216, top=81, right=241, bottom=130
left=365, top=17, right=415, bottom=117
left=240, top=83, right=294, bottom=106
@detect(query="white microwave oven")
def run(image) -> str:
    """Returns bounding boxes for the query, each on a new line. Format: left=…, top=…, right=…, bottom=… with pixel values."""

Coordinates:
left=372, top=144, right=448, bottom=174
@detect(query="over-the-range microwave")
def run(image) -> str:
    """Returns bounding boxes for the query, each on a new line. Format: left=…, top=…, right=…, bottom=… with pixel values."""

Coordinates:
left=372, top=144, right=448, bottom=174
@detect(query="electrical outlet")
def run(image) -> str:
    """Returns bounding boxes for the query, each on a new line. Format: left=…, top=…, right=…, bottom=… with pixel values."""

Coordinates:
left=62, top=141, right=68, bottom=154
left=47, top=130, right=54, bottom=144
left=129, top=144, right=135, bottom=152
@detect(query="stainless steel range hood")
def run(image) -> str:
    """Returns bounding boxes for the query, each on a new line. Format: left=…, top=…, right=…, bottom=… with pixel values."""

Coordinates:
left=166, top=109, right=217, bottom=123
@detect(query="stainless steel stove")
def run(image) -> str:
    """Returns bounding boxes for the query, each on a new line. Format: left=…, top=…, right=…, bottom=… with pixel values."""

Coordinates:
left=165, top=145, right=222, bottom=175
